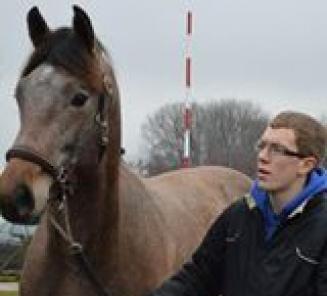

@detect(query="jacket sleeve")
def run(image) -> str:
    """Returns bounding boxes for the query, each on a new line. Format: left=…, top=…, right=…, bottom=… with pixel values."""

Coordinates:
left=315, top=243, right=327, bottom=295
left=147, top=207, right=231, bottom=296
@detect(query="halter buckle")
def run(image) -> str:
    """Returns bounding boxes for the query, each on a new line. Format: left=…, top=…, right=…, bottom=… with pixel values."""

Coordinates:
left=69, top=242, right=83, bottom=255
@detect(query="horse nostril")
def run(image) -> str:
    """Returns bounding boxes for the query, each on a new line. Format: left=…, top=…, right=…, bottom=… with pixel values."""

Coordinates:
left=14, top=184, right=35, bottom=217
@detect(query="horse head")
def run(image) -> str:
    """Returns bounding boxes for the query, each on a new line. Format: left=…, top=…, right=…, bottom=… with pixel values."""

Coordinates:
left=0, top=6, right=120, bottom=224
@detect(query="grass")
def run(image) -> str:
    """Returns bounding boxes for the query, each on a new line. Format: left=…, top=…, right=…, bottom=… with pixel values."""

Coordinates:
left=0, top=275, right=19, bottom=283
left=0, top=292, right=18, bottom=296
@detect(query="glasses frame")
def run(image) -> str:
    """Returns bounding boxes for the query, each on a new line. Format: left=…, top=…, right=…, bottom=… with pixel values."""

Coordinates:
left=255, top=140, right=306, bottom=158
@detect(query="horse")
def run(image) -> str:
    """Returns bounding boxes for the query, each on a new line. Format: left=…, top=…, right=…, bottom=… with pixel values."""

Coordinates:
left=0, top=6, right=251, bottom=296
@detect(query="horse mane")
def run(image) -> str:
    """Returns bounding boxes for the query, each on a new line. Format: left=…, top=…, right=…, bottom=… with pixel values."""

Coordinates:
left=22, top=28, right=106, bottom=93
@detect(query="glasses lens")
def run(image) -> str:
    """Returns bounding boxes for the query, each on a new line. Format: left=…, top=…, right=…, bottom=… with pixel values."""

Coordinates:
left=255, top=140, right=301, bottom=158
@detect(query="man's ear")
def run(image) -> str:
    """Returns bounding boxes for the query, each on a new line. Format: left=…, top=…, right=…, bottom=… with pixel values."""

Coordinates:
left=298, top=156, right=317, bottom=176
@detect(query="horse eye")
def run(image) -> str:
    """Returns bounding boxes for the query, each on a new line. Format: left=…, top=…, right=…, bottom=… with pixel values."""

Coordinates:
left=71, top=93, right=89, bottom=107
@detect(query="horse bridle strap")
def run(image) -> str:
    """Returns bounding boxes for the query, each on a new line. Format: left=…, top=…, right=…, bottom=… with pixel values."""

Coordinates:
left=6, top=146, right=58, bottom=179
left=49, top=201, right=112, bottom=296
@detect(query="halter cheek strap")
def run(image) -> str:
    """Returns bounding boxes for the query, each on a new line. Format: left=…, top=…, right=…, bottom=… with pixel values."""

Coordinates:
left=95, top=92, right=109, bottom=161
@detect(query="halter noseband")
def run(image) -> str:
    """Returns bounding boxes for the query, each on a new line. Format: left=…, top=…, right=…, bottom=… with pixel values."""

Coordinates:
left=6, top=146, right=59, bottom=179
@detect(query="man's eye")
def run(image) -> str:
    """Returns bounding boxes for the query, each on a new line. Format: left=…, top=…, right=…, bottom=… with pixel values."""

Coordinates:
left=271, top=144, right=285, bottom=153
left=71, top=93, right=89, bottom=107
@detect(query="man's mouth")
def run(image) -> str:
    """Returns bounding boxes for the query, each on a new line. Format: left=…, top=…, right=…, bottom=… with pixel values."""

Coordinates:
left=257, top=168, right=271, bottom=178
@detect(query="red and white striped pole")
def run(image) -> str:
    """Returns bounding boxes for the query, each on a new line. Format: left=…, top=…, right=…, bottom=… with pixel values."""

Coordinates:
left=182, top=8, right=193, bottom=168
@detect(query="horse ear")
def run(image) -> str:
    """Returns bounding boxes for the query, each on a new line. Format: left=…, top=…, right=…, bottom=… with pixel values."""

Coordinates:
left=27, top=6, right=49, bottom=48
left=72, top=5, right=95, bottom=53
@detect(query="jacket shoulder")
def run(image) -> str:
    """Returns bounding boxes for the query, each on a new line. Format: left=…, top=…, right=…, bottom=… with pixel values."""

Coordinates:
left=217, top=194, right=255, bottom=230
left=227, top=193, right=256, bottom=215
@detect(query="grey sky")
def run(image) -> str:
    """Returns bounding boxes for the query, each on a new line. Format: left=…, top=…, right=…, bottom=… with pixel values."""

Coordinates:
left=1, top=1, right=327, bottom=168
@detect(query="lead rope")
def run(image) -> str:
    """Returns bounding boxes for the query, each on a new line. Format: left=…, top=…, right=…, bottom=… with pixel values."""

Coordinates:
left=49, top=196, right=75, bottom=246
left=48, top=168, right=112, bottom=296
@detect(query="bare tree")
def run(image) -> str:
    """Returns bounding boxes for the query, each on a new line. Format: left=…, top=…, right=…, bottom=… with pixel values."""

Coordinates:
left=200, top=99, right=269, bottom=176
left=140, top=99, right=269, bottom=177
left=140, top=103, right=185, bottom=175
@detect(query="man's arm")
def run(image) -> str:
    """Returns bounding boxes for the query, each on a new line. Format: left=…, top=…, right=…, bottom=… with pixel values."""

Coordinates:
left=148, top=208, right=230, bottom=296
left=315, top=243, right=327, bottom=295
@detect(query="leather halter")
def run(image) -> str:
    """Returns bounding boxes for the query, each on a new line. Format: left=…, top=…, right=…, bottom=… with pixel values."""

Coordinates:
left=6, top=146, right=58, bottom=179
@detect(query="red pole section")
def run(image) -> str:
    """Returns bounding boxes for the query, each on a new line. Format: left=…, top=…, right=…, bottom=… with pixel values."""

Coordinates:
left=182, top=6, right=193, bottom=168
left=187, top=11, right=192, bottom=35
left=186, top=57, right=191, bottom=88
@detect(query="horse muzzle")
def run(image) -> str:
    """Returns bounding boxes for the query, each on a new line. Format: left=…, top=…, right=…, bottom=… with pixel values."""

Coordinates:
left=0, top=184, right=39, bottom=225
left=0, top=158, right=53, bottom=225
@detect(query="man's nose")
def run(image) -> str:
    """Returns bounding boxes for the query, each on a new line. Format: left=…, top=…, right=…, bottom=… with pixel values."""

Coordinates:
left=258, top=146, right=271, bottom=162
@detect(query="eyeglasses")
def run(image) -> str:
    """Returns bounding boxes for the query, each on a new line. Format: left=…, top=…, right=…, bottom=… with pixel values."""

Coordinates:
left=255, top=140, right=305, bottom=158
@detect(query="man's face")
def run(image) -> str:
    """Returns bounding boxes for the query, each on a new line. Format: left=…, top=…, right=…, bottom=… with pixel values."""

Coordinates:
left=256, top=127, right=307, bottom=193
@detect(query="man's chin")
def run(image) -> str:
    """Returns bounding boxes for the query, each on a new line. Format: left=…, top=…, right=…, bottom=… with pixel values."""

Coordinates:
left=257, top=179, right=275, bottom=191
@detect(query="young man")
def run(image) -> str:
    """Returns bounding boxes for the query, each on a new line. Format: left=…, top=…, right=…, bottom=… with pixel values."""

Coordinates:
left=149, top=111, right=327, bottom=296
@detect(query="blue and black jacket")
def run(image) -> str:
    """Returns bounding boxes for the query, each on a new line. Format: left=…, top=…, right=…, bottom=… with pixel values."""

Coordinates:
left=149, top=168, right=327, bottom=296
